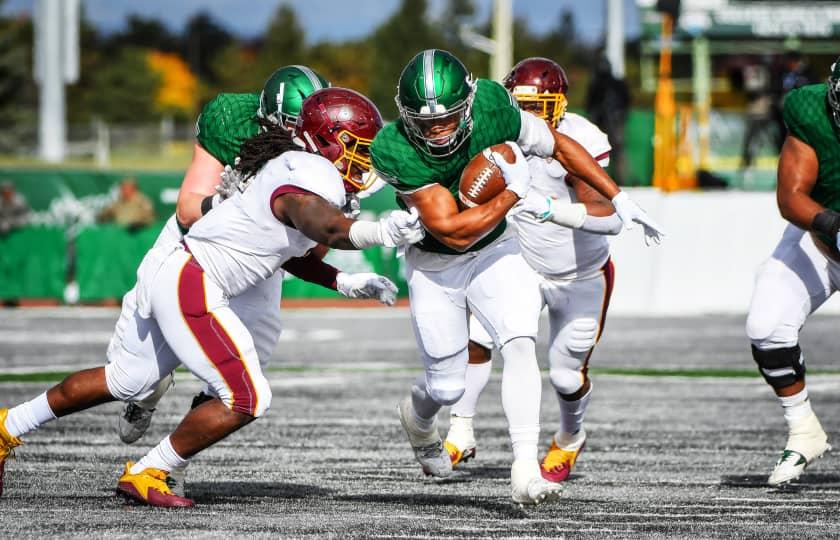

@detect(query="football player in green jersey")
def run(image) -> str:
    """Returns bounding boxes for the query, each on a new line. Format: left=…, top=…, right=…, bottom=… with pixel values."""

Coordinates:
left=373, top=49, right=663, bottom=504
left=745, top=59, right=840, bottom=486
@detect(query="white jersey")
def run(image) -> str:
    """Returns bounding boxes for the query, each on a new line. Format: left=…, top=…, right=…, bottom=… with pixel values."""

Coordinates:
left=510, top=112, right=611, bottom=280
left=185, top=151, right=345, bottom=297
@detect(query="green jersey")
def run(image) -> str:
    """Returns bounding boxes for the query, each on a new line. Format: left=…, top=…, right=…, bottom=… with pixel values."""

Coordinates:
left=195, top=92, right=261, bottom=166
left=783, top=83, right=840, bottom=215
left=371, top=79, right=521, bottom=255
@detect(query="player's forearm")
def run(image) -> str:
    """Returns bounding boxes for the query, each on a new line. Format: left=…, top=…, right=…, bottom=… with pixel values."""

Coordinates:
left=281, top=252, right=339, bottom=290
left=778, top=189, right=827, bottom=232
left=427, top=190, right=519, bottom=251
left=176, top=191, right=211, bottom=228
left=552, top=133, right=620, bottom=199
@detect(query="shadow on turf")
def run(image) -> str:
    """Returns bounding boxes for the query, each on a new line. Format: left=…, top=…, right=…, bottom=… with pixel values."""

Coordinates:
left=334, top=492, right=529, bottom=518
left=186, top=481, right=334, bottom=503
left=720, top=474, right=840, bottom=490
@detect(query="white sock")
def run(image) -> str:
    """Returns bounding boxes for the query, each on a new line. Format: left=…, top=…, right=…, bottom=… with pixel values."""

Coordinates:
left=557, top=383, right=592, bottom=438
left=450, top=361, right=492, bottom=418
left=500, top=338, right=541, bottom=462
left=130, top=435, right=190, bottom=475
left=779, top=388, right=812, bottom=426
left=5, top=392, right=57, bottom=438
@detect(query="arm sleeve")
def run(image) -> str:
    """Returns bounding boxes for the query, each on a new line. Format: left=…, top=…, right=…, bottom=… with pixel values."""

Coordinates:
left=579, top=213, right=622, bottom=235
left=517, top=110, right=556, bottom=157
left=281, top=251, right=340, bottom=290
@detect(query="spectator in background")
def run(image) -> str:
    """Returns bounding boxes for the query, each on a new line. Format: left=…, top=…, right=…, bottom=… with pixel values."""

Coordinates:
left=772, top=50, right=816, bottom=150
left=97, top=177, right=156, bottom=232
left=739, top=61, right=776, bottom=171
left=0, top=181, right=30, bottom=236
left=586, top=57, right=630, bottom=184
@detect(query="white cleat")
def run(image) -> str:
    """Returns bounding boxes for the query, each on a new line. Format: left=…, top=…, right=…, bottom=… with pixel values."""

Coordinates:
left=511, top=459, right=563, bottom=505
left=118, top=402, right=156, bottom=444
left=768, top=411, right=830, bottom=487
left=444, top=414, right=477, bottom=467
left=397, top=397, right=452, bottom=478
left=117, top=373, right=174, bottom=444
left=166, top=464, right=188, bottom=498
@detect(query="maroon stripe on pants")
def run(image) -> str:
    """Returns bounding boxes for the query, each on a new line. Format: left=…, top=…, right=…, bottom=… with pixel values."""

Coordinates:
left=177, top=256, right=257, bottom=416
left=597, top=258, right=616, bottom=341
left=582, top=258, right=616, bottom=377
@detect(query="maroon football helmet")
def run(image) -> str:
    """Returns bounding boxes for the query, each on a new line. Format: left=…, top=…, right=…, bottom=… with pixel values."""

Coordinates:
left=294, top=87, right=384, bottom=192
left=503, top=57, right=569, bottom=125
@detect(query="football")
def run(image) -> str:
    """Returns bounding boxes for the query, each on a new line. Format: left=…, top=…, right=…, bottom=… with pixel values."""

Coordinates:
left=458, top=143, right=516, bottom=208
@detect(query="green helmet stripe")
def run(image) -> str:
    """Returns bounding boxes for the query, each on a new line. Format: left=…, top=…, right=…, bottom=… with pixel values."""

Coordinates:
left=292, top=64, right=326, bottom=92
left=422, top=49, right=438, bottom=109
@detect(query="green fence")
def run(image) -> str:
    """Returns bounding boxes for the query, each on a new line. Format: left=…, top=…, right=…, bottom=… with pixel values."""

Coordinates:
left=0, top=226, right=66, bottom=300
left=0, top=168, right=406, bottom=302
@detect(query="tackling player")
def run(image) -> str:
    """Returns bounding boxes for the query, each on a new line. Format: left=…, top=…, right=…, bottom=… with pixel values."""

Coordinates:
left=444, top=58, right=621, bottom=484
left=116, top=65, right=333, bottom=444
left=0, top=88, right=424, bottom=507
left=371, top=49, right=663, bottom=504
left=745, top=60, right=840, bottom=486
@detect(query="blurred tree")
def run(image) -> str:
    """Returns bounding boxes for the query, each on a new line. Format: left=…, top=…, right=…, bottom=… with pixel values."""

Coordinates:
left=182, top=12, right=233, bottom=83
left=308, top=41, right=372, bottom=93
left=89, top=48, right=161, bottom=123
left=0, top=1, right=36, bottom=152
left=434, top=0, right=488, bottom=80
left=67, top=5, right=106, bottom=123
left=258, top=5, right=307, bottom=83
left=209, top=43, right=260, bottom=96
left=147, top=51, right=198, bottom=120
left=106, top=14, right=179, bottom=53
left=369, top=0, right=445, bottom=119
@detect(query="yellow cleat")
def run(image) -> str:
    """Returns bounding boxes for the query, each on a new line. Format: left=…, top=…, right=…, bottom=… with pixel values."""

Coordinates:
left=444, top=414, right=477, bottom=467
left=0, top=408, right=23, bottom=498
left=116, top=462, right=195, bottom=508
left=444, top=439, right=476, bottom=467
left=540, top=430, right=586, bottom=483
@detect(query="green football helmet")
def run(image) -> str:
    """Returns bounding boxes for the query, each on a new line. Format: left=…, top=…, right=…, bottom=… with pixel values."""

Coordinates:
left=259, top=65, right=330, bottom=129
left=395, top=49, right=476, bottom=156
left=828, top=58, right=840, bottom=129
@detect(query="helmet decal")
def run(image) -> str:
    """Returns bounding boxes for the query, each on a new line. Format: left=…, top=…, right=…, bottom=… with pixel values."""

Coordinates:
left=423, top=49, right=439, bottom=111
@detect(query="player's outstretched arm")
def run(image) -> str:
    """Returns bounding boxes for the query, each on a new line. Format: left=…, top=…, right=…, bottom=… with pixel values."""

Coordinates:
left=406, top=184, right=519, bottom=252
left=516, top=177, right=622, bottom=235
left=777, top=135, right=825, bottom=232
left=176, top=144, right=226, bottom=228
left=273, top=192, right=424, bottom=250
left=281, top=251, right=398, bottom=305
left=550, top=132, right=621, bottom=200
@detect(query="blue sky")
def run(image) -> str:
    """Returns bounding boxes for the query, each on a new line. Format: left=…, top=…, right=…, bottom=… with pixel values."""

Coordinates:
left=1, top=0, right=641, bottom=44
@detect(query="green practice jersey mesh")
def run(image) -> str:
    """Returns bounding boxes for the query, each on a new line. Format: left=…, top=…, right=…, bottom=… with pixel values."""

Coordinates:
left=195, top=92, right=261, bottom=167
left=371, top=79, right=521, bottom=254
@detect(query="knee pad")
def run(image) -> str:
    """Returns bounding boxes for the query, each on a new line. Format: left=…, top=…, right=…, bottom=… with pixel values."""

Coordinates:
left=751, top=344, right=805, bottom=390
left=424, top=348, right=469, bottom=406
left=566, top=318, right=598, bottom=353
left=549, top=365, right=585, bottom=395
left=104, top=359, right=162, bottom=402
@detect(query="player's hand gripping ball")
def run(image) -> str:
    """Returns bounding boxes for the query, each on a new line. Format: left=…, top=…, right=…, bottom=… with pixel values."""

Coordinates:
left=458, top=143, right=517, bottom=208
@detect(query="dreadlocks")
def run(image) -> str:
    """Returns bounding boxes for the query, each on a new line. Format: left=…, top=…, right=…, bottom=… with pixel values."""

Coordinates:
left=235, top=118, right=301, bottom=179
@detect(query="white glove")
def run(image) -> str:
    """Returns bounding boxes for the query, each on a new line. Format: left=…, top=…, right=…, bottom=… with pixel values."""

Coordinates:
left=216, top=162, right=244, bottom=199
left=611, top=191, right=666, bottom=245
left=379, top=207, right=425, bottom=247
left=336, top=272, right=398, bottom=306
left=515, top=191, right=553, bottom=222
left=488, top=141, right=531, bottom=198
left=342, top=194, right=361, bottom=219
